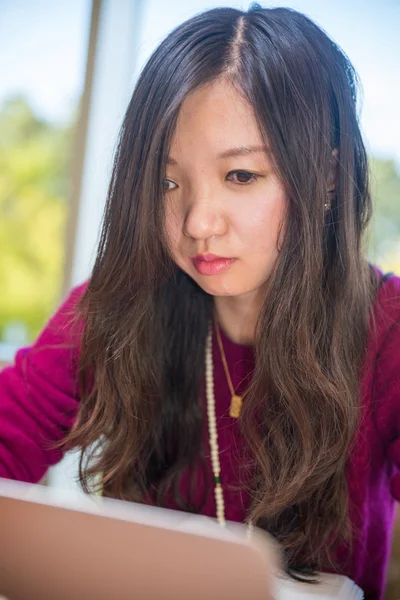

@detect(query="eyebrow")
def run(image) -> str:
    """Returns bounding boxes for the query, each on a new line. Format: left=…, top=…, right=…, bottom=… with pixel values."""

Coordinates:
left=166, top=145, right=270, bottom=165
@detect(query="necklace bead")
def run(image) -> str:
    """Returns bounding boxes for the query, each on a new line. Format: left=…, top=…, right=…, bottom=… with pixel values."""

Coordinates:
left=205, top=324, right=253, bottom=538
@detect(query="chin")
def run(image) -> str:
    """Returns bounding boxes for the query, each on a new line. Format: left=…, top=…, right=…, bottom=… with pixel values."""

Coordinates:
left=178, top=262, right=252, bottom=297
left=192, top=277, right=245, bottom=298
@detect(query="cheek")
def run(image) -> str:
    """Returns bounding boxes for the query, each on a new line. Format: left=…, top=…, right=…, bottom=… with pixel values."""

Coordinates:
left=236, top=198, right=285, bottom=252
left=164, top=201, right=182, bottom=249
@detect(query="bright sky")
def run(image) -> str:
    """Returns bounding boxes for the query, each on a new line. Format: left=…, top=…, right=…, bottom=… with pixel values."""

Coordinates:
left=0, top=0, right=399, bottom=164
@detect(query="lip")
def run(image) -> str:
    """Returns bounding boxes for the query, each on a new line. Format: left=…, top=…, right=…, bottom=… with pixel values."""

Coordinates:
left=191, top=253, right=236, bottom=276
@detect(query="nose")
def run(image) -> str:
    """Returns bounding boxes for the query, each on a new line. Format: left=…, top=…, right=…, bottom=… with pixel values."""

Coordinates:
left=183, top=193, right=227, bottom=240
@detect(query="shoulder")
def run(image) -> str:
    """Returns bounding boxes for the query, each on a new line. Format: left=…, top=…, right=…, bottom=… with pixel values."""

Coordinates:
left=0, top=281, right=89, bottom=482
left=368, top=269, right=400, bottom=498
left=375, top=268, right=400, bottom=315
left=368, top=266, right=400, bottom=380
left=41, top=280, right=89, bottom=341
left=367, top=269, right=400, bottom=427
left=55, top=280, right=89, bottom=319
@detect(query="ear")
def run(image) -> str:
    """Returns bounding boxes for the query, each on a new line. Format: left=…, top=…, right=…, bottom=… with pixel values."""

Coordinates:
left=327, top=148, right=339, bottom=192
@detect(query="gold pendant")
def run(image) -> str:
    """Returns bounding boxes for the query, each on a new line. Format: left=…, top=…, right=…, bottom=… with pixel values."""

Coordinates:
left=229, top=394, right=243, bottom=418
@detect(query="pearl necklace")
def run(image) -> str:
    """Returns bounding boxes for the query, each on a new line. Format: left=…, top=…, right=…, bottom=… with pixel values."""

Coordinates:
left=205, top=324, right=253, bottom=540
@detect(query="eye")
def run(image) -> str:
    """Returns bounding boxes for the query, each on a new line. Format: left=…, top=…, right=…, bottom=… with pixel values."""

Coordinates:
left=226, top=170, right=259, bottom=185
left=164, top=179, right=178, bottom=192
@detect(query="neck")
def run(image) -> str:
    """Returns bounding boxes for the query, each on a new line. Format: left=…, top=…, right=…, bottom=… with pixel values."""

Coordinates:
left=213, top=290, right=263, bottom=346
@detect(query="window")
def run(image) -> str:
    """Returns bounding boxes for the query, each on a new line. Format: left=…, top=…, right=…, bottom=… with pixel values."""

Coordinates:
left=0, top=0, right=91, bottom=361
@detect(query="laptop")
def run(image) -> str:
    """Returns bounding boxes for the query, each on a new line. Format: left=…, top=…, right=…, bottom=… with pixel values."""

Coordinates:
left=0, top=478, right=363, bottom=600
left=0, top=477, right=279, bottom=600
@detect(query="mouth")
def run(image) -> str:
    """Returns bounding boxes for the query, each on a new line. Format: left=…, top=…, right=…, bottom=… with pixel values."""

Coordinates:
left=191, top=253, right=237, bottom=276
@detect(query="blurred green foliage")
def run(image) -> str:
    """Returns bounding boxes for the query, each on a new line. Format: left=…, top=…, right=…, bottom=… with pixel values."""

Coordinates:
left=367, top=156, right=400, bottom=273
left=0, top=96, right=399, bottom=343
left=0, top=97, right=72, bottom=341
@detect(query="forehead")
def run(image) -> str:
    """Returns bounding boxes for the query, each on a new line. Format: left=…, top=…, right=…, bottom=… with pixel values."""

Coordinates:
left=169, top=79, right=265, bottom=157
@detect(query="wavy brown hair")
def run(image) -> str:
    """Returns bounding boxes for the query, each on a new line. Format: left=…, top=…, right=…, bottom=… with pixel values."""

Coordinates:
left=57, top=4, right=381, bottom=578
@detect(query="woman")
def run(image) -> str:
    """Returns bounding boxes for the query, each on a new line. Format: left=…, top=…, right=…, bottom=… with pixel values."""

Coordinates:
left=0, top=5, right=399, bottom=599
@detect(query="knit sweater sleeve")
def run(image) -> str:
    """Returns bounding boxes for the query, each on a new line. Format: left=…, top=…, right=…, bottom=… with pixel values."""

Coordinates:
left=0, top=283, right=87, bottom=483
left=374, top=273, right=400, bottom=501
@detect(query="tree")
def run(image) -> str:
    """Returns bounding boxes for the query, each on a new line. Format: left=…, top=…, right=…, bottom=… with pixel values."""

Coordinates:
left=0, top=96, right=72, bottom=340
left=368, top=156, right=400, bottom=274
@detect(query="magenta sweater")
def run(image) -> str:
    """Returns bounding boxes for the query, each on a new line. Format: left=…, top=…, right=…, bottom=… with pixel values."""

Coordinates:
left=0, top=268, right=399, bottom=599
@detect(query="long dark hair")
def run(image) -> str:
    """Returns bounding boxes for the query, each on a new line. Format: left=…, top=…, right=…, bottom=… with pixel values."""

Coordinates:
left=58, top=4, right=380, bottom=577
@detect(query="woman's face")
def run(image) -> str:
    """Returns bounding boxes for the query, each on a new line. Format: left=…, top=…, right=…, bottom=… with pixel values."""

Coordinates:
left=165, top=79, right=287, bottom=300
